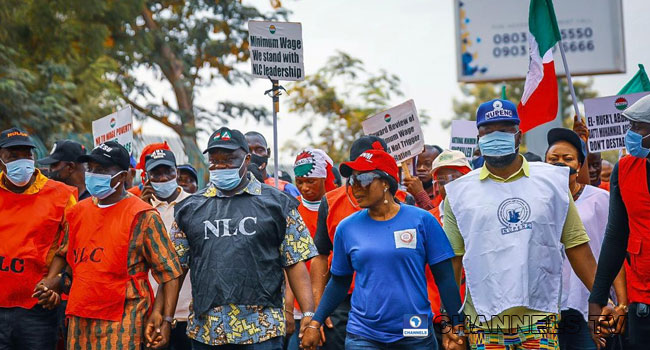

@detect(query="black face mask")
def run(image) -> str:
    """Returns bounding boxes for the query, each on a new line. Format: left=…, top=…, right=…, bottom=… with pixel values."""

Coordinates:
left=250, top=154, right=269, bottom=167
left=422, top=179, right=433, bottom=189
left=552, top=162, right=578, bottom=175
left=48, top=166, right=69, bottom=183
left=483, top=153, right=519, bottom=168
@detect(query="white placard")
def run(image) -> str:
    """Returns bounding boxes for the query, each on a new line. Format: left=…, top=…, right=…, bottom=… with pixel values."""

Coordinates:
left=248, top=21, right=304, bottom=81
left=455, top=0, right=625, bottom=82
left=91, top=107, right=134, bottom=154
left=449, top=120, right=478, bottom=159
left=584, top=92, right=650, bottom=153
left=362, top=100, right=424, bottom=163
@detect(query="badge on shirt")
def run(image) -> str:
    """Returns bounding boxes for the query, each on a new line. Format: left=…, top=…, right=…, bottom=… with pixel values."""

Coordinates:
left=403, top=314, right=429, bottom=337
left=394, top=229, right=417, bottom=249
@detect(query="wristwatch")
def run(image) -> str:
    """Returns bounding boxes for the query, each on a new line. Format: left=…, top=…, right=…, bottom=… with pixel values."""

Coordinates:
left=302, top=312, right=315, bottom=318
left=163, top=316, right=177, bottom=329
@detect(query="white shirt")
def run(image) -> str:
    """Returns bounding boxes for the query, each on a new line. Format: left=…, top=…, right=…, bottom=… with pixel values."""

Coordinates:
left=149, top=188, right=193, bottom=320
left=561, top=185, right=610, bottom=321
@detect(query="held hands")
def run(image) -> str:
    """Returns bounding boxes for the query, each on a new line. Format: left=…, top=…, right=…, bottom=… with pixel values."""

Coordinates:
left=32, top=275, right=62, bottom=310
left=441, top=319, right=466, bottom=350
left=588, top=302, right=624, bottom=349
left=144, top=311, right=171, bottom=349
left=299, top=318, right=321, bottom=350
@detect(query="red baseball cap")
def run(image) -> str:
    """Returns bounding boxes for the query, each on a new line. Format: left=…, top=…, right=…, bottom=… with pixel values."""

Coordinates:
left=339, top=141, right=399, bottom=182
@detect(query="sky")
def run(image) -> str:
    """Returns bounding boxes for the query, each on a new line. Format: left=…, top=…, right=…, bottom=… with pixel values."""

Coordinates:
left=136, top=0, right=650, bottom=164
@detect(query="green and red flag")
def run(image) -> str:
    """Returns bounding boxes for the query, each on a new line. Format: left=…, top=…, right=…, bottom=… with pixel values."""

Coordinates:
left=618, top=64, right=650, bottom=95
left=518, top=0, right=562, bottom=133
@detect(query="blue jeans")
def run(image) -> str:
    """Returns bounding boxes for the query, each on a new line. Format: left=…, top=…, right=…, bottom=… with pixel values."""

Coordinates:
left=0, top=305, right=58, bottom=350
left=558, top=309, right=596, bottom=350
left=191, top=336, right=283, bottom=350
left=285, top=325, right=300, bottom=350
left=344, top=327, right=437, bottom=350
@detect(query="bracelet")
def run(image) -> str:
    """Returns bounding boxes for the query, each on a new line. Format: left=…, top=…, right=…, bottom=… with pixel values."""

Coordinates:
left=306, top=325, right=320, bottom=331
left=284, top=308, right=293, bottom=313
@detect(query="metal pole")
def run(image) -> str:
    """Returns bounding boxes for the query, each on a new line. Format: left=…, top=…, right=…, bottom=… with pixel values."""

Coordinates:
left=558, top=41, right=581, bottom=118
left=272, top=79, right=280, bottom=189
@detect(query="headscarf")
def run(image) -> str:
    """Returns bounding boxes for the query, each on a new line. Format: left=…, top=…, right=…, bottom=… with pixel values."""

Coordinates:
left=293, top=148, right=336, bottom=191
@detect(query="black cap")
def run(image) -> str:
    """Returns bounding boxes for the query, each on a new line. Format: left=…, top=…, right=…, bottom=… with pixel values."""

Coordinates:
left=178, top=164, right=198, bottom=182
left=145, top=149, right=177, bottom=172
left=204, top=127, right=249, bottom=154
left=39, top=140, right=86, bottom=165
left=547, top=128, right=587, bottom=164
left=0, top=128, right=35, bottom=149
left=78, top=141, right=130, bottom=170
left=349, top=136, right=388, bottom=161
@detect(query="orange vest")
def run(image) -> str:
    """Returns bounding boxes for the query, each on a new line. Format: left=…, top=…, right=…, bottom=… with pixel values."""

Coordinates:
left=598, top=181, right=610, bottom=192
left=618, top=156, right=650, bottom=304
left=265, top=177, right=287, bottom=191
left=0, top=180, right=74, bottom=309
left=66, top=196, right=155, bottom=321
left=295, top=197, right=321, bottom=311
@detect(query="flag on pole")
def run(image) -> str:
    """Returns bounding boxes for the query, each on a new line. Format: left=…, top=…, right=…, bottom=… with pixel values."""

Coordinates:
left=618, top=64, right=650, bottom=95
left=518, top=0, right=562, bottom=133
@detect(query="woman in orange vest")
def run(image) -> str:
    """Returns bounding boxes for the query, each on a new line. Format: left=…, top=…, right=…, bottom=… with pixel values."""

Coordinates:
left=285, top=148, right=336, bottom=350
left=0, top=128, right=77, bottom=350
left=589, top=95, right=650, bottom=349
left=65, top=141, right=183, bottom=350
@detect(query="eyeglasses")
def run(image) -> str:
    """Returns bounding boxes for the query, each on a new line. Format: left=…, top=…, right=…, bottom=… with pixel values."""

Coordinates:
left=348, top=172, right=381, bottom=188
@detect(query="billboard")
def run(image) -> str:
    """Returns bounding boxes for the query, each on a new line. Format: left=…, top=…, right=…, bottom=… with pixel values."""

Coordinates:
left=455, top=0, right=625, bottom=82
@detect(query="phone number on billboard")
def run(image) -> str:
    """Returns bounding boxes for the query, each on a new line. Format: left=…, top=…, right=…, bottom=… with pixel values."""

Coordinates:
left=491, top=27, right=594, bottom=58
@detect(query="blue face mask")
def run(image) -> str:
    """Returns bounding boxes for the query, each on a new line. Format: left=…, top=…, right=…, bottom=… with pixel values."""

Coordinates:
left=2, top=158, right=35, bottom=186
left=85, top=171, right=124, bottom=200
left=151, top=178, right=178, bottom=199
left=478, top=131, right=518, bottom=157
left=625, top=129, right=650, bottom=159
left=210, top=158, right=246, bottom=191
left=471, top=155, right=485, bottom=169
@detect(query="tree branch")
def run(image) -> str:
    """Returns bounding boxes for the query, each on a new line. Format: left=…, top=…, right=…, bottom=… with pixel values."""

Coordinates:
left=122, top=93, right=182, bottom=134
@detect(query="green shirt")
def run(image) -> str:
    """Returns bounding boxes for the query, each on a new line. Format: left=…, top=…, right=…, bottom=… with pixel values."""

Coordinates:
left=443, top=156, right=589, bottom=330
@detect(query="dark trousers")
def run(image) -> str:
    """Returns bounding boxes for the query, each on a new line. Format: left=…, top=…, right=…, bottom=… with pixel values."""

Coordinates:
left=171, top=321, right=192, bottom=350
left=344, top=326, right=437, bottom=350
left=191, top=336, right=283, bottom=350
left=321, top=294, right=351, bottom=350
left=0, top=305, right=58, bottom=350
left=626, top=302, right=650, bottom=350
left=558, top=309, right=597, bottom=350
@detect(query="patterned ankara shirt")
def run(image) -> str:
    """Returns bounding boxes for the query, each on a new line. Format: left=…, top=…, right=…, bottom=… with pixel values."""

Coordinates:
left=171, top=175, right=318, bottom=346
left=66, top=199, right=183, bottom=350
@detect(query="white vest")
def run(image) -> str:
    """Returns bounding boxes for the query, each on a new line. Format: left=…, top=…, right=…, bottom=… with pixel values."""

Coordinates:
left=446, top=162, right=570, bottom=317
left=561, top=185, right=610, bottom=321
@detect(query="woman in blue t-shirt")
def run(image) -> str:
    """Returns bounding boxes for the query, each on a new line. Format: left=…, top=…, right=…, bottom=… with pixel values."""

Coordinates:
left=301, top=145, right=466, bottom=350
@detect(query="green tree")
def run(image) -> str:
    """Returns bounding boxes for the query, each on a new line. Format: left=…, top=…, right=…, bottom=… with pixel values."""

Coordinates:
left=0, top=0, right=125, bottom=149
left=285, top=51, right=424, bottom=163
left=112, top=0, right=286, bottom=169
left=447, top=78, right=598, bottom=128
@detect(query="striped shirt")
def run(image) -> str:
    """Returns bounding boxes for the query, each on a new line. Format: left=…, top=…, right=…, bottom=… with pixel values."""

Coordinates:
left=66, top=207, right=183, bottom=350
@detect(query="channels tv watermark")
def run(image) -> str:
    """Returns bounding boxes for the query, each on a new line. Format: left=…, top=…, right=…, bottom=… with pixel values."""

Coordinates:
left=403, top=314, right=429, bottom=337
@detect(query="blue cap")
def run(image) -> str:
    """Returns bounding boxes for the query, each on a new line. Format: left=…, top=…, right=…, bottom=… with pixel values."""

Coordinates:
left=476, top=99, right=520, bottom=127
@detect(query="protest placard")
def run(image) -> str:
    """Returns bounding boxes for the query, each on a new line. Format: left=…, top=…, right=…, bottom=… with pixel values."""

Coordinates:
left=248, top=21, right=304, bottom=81
left=362, top=100, right=424, bottom=163
left=449, top=120, right=478, bottom=158
left=584, top=92, right=650, bottom=152
left=91, top=106, right=134, bottom=154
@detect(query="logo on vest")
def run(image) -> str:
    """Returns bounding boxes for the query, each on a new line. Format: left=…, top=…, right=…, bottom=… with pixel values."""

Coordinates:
left=72, top=247, right=105, bottom=264
left=204, top=217, right=258, bottom=239
left=497, top=198, right=533, bottom=234
left=0, top=256, right=24, bottom=273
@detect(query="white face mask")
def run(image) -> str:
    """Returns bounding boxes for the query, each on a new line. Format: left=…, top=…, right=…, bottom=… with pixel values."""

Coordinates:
left=1, top=159, right=35, bottom=186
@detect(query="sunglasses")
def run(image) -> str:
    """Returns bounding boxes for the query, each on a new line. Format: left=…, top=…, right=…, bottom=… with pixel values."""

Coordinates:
left=348, top=172, right=381, bottom=188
